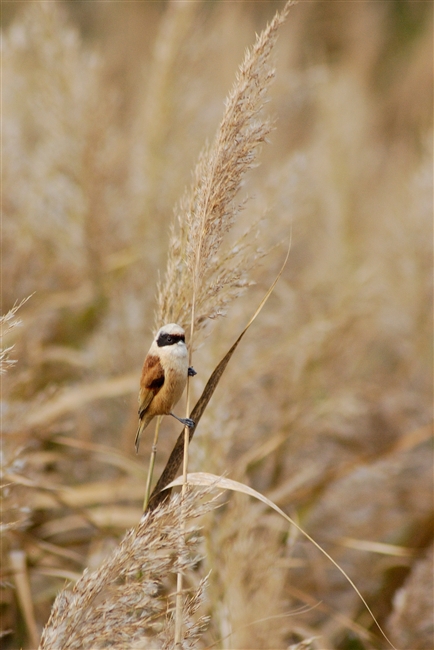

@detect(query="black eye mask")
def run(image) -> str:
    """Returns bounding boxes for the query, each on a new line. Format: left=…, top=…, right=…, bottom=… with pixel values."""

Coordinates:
left=157, top=332, right=185, bottom=347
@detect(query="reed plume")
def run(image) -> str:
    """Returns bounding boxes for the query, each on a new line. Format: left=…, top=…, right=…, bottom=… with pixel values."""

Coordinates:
left=157, top=4, right=293, bottom=641
left=39, top=490, right=212, bottom=650
left=156, top=1, right=293, bottom=339
left=0, top=298, right=29, bottom=374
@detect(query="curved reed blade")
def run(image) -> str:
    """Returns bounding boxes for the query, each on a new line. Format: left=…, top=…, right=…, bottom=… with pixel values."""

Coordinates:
left=147, top=245, right=290, bottom=511
left=167, top=472, right=398, bottom=650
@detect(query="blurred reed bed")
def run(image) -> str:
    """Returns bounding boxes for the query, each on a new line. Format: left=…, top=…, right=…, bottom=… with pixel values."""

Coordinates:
left=1, top=1, right=432, bottom=649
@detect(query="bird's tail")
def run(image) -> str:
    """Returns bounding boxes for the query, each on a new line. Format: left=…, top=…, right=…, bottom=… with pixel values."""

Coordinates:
left=135, top=414, right=153, bottom=453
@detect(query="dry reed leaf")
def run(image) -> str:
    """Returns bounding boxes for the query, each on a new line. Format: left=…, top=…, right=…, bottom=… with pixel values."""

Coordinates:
left=5, top=471, right=143, bottom=534
left=288, top=639, right=319, bottom=650
left=264, top=423, right=433, bottom=509
left=285, top=584, right=374, bottom=646
left=29, top=478, right=145, bottom=510
left=232, top=430, right=288, bottom=476
left=147, top=245, right=289, bottom=511
left=23, top=372, right=137, bottom=429
left=81, top=506, right=142, bottom=530
left=33, top=539, right=85, bottom=565
left=337, top=537, right=417, bottom=558
left=31, top=504, right=141, bottom=538
left=167, top=472, right=398, bottom=650
left=390, top=423, right=433, bottom=453
left=55, top=436, right=145, bottom=477
left=9, top=550, right=40, bottom=649
left=132, top=0, right=197, bottom=226
left=36, top=567, right=84, bottom=582
left=207, top=605, right=321, bottom=650
left=34, top=514, right=96, bottom=541
left=35, top=344, right=91, bottom=369
left=4, top=284, right=94, bottom=340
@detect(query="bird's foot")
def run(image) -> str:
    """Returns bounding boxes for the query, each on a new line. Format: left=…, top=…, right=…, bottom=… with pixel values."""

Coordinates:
left=170, top=412, right=195, bottom=428
left=188, top=366, right=197, bottom=376
left=179, top=417, right=195, bottom=428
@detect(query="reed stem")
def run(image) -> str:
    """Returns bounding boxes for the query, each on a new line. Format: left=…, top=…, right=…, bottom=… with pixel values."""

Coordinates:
left=143, top=416, right=162, bottom=511
left=174, top=264, right=197, bottom=645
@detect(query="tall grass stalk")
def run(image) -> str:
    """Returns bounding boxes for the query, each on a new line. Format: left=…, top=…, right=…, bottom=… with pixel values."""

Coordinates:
left=169, top=2, right=293, bottom=642
left=143, top=415, right=162, bottom=510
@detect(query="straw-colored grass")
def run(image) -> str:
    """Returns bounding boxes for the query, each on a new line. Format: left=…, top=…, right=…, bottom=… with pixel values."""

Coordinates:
left=2, top=1, right=432, bottom=649
left=156, top=2, right=291, bottom=341
left=38, top=489, right=211, bottom=650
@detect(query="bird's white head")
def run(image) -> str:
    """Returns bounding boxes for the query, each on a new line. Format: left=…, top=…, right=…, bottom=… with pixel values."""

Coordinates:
left=155, top=323, right=186, bottom=348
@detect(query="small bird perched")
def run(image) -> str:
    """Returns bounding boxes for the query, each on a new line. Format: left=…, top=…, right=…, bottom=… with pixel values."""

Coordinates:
left=135, top=323, right=196, bottom=452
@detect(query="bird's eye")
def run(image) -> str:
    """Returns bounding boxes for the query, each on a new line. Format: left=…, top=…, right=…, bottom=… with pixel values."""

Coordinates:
left=166, top=335, right=173, bottom=343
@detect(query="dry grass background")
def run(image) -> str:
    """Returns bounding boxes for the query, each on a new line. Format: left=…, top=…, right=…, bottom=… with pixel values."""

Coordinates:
left=1, top=1, right=433, bottom=649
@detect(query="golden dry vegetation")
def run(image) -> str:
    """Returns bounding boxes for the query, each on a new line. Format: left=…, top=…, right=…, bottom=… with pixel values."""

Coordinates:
left=1, top=1, right=433, bottom=649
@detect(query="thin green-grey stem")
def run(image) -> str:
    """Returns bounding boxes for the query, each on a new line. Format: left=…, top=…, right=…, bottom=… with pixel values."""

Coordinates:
left=174, top=279, right=197, bottom=646
left=143, top=416, right=162, bottom=511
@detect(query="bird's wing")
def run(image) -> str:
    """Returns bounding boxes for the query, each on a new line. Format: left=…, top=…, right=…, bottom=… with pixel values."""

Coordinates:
left=138, top=354, right=165, bottom=419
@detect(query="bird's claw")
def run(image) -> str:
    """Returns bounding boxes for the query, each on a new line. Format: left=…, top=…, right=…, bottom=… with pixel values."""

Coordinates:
left=188, top=366, right=197, bottom=376
left=170, top=412, right=196, bottom=428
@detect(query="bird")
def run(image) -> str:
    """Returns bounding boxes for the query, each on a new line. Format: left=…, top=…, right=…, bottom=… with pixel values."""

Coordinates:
left=135, top=323, right=196, bottom=452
